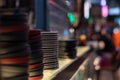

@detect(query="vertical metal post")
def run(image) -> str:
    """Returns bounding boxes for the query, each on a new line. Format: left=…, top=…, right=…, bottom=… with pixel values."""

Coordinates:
left=35, top=0, right=48, bottom=30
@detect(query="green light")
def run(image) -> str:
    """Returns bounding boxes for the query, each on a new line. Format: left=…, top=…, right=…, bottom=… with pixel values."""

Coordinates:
left=88, top=18, right=93, bottom=24
left=67, top=13, right=76, bottom=24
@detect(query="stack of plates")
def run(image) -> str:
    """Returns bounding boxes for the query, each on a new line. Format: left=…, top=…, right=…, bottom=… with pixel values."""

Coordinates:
left=58, top=40, right=68, bottom=58
left=0, top=13, right=30, bottom=80
left=41, top=31, right=59, bottom=70
left=58, top=39, right=77, bottom=59
left=28, top=29, right=43, bottom=80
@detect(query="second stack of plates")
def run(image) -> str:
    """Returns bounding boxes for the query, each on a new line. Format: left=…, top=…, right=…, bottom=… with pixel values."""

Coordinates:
left=28, top=29, right=43, bottom=80
left=41, top=31, right=59, bottom=70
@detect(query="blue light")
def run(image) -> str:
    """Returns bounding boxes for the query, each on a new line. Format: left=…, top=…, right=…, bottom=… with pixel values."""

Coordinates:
left=64, top=29, right=69, bottom=36
left=100, top=0, right=106, bottom=6
left=118, top=19, right=120, bottom=25
left=115, top=18, right=120, bottom=26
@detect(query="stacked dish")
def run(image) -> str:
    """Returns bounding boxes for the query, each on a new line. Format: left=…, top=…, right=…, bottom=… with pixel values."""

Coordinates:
left=58, top=39, right=77, bottom=59
left=28, top=29, right=43, bottom=80
left=41, top=31, right=59, bottom=70
left=58, top=40, right=68, bottom=58
left=0, top=13, right=30, bottom=80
